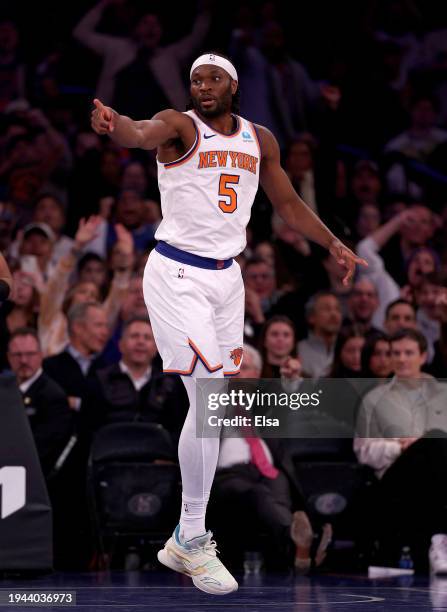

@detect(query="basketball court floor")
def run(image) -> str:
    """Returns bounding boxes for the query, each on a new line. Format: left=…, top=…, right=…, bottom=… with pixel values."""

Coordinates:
left=1, top=571, right=446, bottom=611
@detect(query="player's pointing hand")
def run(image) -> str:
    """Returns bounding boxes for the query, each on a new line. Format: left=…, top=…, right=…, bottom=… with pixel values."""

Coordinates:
left=329, top=239, right=368, bottom=287
left=91, top=98, right=116, bottom=135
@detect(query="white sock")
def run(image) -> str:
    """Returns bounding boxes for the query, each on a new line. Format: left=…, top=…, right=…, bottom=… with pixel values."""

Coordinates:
left=180, top=494, right=209, bottom=542
left=178, top=361, right=224, bottom=541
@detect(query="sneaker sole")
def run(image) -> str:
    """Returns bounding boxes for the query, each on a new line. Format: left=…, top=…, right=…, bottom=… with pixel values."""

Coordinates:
left=157, top=547, right=189, bottom=575
left=157, top=547, right=238, bottom=595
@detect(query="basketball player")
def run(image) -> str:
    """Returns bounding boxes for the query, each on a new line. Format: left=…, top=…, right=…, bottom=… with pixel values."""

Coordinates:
left=91, top=52, right=367, bottom=595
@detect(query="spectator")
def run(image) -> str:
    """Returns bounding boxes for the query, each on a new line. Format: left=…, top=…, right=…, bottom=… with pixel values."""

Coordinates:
left=258, top=315, right=300, bottom=379
left=285, top=135, right=319, bottom=214
left=0, top=19, right=26, bottom=111
left=244, top=258, right=281, bottom=340
left=384, top=95, right=447, bottom=199
left=121, top=160, right=150, bottom=197
left=345, top=278, right=381, bottom=334
left=384, top=299, right=417, bottom=335
left=337, top=161, right=383, bottom=233
left=298, top=291, right=342, bottom=378
left=73, top=1, right=211, bottom=113
left=120, top=274, right=148, bottom=320
left=38, top=216, right=133, bottom=356
left=415, top=271, right=444, bottom=363
left=403, top=246, right=440, bottom=302
left=84, top=316, right=188, bottom=442
left=1, top=107, right=72, bottom=210
left=1, top=269, right=38, bottom=332
left=102, top=273, right=148, bottom=363
left=360, top=331, right=393, bottom=379
left=213, top=343, right=331, bottom=572
left=87, top=190, right=156, bottom=257
left=9, top=194, right=74, bottom=267
left=7, top=327, right=72, bottom=476
left=313, top=325, right=367, bottom=430
left=77, top=253, right=108, bottom=299
left=330, top=325, right=365, bottom=378
left=355, top=328, right=447, bottom=572
left=32, top=194, right=74, bottom=260
left=351, top=161, right=383, bottom=207
left=383, top=204, right=436, bottom=285
left=18, top=222, right=56, bottom=281
left=0, top=269, right=39, bottom=370
left=355, top=204, right=381, bottom=242
left=43, top=302, right=109, bottom=412
left=357, top=207, right=437, bottom=321
left=270, top=212, right=317, bottom=285
left=0, top=249, right=12, bottom=299
left=231, top=20, right=340, bottom=148
left=253, top=241, right=275, bottom=269
left=428, top=286, right=447, bottom=378
left=43, top=301, right=109, bottom=570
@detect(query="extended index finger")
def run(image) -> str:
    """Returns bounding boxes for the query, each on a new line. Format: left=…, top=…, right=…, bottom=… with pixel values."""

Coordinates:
left=93, top=98, right=105, bottom=112
left=354, top=255, right=368, bottom=267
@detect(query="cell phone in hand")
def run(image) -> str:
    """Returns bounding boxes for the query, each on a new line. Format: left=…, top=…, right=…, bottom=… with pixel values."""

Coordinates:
left=20, top=255, right=40, bottom=276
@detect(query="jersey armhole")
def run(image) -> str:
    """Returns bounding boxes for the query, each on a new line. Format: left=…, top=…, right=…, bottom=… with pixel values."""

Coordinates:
left=161, top=117, right=201, bottom=169
left=249, top=122, right=262, bottom=160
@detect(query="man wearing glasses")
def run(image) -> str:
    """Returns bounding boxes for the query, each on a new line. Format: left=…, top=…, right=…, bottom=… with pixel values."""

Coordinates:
left=7, top=327, right=72, bottom=476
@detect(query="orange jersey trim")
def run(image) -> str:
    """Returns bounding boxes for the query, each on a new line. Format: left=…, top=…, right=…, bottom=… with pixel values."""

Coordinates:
left=164, top=123, right=201, bottom=169
left=163, top=339, right=224, bottom=376
left=224, top=369, right=240, bottom=377
left=193, top=110, right=242, bottom=138
left=188, top=338, right=223, bottom=372
left=250, top=122, right=262, bottom=159
left=164, top=354, right=198, bottom=376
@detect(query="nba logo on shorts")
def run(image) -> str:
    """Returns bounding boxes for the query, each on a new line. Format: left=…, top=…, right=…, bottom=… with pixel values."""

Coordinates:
left=178, top=268, right=184, bottom=278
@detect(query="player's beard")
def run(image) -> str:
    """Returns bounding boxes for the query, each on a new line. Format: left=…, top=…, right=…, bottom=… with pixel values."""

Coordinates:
left=191, top=83, right=233, bottom=118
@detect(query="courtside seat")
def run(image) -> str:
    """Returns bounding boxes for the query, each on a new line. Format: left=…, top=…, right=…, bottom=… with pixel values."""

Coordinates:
left=87, top=423, right=181, bottom=568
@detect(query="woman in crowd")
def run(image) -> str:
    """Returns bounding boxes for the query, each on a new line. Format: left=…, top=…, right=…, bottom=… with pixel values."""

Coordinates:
left=360, top=331, right=393, bottom=380
left=38, top=216, right=134, bottom=356
left=259, top=315, right=300, bottom=379
left=330, top=325, right=365, bottom=378
left=0, top=268, right=39, bottom=369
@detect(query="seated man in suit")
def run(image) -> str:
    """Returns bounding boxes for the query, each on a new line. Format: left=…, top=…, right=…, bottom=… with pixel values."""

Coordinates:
left=85, top=316, right=188, bottom=442
left=43, top=301, right=109, bottom=412
left=212, top=344, right=331, bottom=572
left=42, top=301, right=109, bottom=569
left=7, top=327, right=73, bottom=477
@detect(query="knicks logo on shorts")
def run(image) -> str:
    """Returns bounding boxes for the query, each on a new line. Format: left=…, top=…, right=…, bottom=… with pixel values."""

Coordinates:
left=230, top=347, right=243, bottom=366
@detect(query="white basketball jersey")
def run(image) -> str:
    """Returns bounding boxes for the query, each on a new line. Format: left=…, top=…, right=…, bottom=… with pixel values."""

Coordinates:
left=155, top=110, right=261, bottom=259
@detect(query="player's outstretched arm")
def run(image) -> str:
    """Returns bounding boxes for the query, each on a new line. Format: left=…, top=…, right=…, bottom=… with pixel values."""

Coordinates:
left=257, top=125, right=367, bottom=285
left=91, top=100, right=182, bottom=150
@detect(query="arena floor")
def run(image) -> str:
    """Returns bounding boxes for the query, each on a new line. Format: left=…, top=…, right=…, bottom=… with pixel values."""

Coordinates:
left=1, top=571, right=446, bottom=611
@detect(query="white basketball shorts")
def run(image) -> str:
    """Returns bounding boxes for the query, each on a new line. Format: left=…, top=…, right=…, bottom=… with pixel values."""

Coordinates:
left=143, top=247, right=244, bottom=377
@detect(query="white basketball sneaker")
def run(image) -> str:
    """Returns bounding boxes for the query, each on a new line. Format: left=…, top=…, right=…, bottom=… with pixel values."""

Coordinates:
left=430, top=534, right=447, bottom=575
left=157, top=525, right=238, bottom=595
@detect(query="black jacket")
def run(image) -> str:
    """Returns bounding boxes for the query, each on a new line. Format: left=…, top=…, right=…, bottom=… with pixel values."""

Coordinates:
left=21, top=372, right=73, bottom=475
left=82, top=362, right=188, bottom=443
left=43, top=350, right=107, bottom=406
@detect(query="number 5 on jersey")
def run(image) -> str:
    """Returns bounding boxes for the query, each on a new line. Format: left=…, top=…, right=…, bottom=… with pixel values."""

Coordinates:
left=218, top=174, right=240, bottom=214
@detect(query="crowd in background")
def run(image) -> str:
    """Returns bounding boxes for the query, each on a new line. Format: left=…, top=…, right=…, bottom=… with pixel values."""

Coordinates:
left=1, top=0, right=447, bottom=572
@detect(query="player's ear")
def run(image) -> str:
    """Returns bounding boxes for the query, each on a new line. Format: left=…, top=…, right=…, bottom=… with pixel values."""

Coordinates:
left=231, top=80, right=238, bottom=95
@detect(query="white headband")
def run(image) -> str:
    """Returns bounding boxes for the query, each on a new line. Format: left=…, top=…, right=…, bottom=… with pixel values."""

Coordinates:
left=190, top=53, right=238, bottom=82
